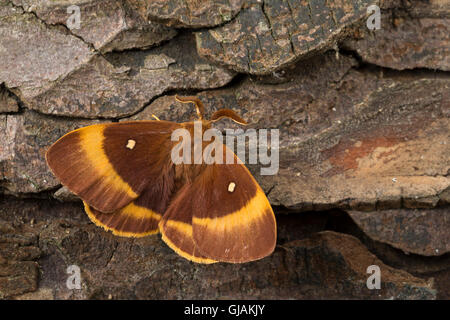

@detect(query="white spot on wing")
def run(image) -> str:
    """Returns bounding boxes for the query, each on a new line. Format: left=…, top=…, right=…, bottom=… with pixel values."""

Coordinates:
left=228, top=182, right=236, bottom=193
left=126, top=139, right=136, bottom=150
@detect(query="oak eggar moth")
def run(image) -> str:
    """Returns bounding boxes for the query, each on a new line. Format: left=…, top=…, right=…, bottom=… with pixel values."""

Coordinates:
left=46, top=96, right=276, bottom=263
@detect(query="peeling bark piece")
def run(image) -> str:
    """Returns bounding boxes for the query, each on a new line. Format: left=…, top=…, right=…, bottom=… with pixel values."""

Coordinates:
left=0, top=112, right=104, bottom=194
left=0, top=2, right=94, bottom=99
left=20, top=34, right=234, bottom=118
left=349, top=208, right=450, bottom=256
left=11, top=0, right=177, bottom=52
left=267, top=75, right=450, bottom=209
left=344, top=3, right=450, bottom=71
left=196, top=0, right=376, bottom=74
left=129, top=0, right=245, bottom=28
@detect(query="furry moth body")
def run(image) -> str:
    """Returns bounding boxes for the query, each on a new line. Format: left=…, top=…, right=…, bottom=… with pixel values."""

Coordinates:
left=46, top=96, right=276, bottom=263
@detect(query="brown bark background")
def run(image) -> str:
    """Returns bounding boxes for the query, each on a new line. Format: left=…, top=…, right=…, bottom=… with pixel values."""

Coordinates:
left=0, top=0, right=449, bottom=299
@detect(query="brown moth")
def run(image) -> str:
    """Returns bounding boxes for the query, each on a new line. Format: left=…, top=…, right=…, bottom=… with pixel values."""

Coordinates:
left=46, top=96, right=277, bottom=263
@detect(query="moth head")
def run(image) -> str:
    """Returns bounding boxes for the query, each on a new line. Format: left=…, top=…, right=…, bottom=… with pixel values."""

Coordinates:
left=175, top=95, right=248, bottom=126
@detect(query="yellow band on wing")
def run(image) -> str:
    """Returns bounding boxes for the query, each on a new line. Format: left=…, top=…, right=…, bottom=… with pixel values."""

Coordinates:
left=84, top=202, right=159, bottom=238
left=160, top=220, right=217, bottom=264
left=192, top=188, right=273, bottom=229
left=79, top=125, right=138, bottom=199
left=164, top=220, right=193, bottom=236
left=122, top=202, right=162, bottom=220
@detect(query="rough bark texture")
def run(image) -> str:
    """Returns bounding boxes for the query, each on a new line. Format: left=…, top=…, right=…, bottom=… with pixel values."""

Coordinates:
left=11, top=0, right=178, bottom=53
left=129, top=0, right=245, bottom=28
left=344, top=0, right=450, bottom=71
left=196, top=0, right=378, bottom=74
left=0, top=0, right=449, bottom=300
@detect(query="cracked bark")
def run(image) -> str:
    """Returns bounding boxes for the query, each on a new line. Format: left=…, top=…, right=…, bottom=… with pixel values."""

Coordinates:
left=135, top=0, right=245, bottom=28
left=0, top=0, right=449, bottom=300
left=196, top=0, right=377, bottom=74
left=11, top=0, right=178, bottom=53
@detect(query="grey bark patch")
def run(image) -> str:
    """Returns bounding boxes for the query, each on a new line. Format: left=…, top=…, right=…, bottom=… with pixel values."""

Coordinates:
left=11, top=0, right=178, bottom=52
left=343, top=2, right=450, bottom=71
left=196, top=0, right=376, bottom=74
left=131, top=0, right=245, bottom=28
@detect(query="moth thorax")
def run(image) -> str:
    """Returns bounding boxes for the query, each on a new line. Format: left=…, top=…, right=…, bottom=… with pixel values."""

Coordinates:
left=126, top=139, right=136, bottom=149
left=228, top=182, right=236, bottom=193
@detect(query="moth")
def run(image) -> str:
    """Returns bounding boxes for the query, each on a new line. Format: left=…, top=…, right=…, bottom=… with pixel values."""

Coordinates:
left=46, top=96, right=276, bottom=263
